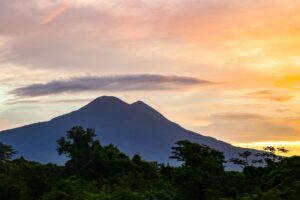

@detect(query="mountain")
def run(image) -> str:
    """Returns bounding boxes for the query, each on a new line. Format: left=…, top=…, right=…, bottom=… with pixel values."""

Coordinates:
left=0, top=96, right=259, bottom=170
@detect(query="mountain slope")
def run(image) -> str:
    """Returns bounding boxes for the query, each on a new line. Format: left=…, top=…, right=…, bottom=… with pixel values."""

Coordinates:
left=0, top=96, right=258, bottom=170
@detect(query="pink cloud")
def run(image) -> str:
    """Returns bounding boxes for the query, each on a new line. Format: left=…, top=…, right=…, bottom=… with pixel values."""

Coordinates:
left=41, top=3, right=68, bottom=24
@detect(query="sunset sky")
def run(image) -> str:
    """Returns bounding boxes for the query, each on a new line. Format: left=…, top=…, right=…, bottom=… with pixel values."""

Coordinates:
left=1, top=0, right=300, bottom=155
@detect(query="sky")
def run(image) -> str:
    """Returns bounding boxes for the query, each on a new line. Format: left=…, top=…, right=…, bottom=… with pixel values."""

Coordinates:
left=1, top=0, right=300, bottom=155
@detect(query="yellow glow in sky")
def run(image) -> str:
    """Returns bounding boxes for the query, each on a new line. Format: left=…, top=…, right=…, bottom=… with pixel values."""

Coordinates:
left=234, top=141, right=300, bottom=157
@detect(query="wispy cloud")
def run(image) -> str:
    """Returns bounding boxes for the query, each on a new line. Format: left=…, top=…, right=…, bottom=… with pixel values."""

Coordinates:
left=212, top=113, right=265, bottom=120
left=12, top=74, right=211, bottom=97
left=245, top=90, right=294, bottom=102
left=5, top=98, right=93, bottom=105
left=41, top=3, right=68, bottom=24
left=203, top=112, right=299, bottom=142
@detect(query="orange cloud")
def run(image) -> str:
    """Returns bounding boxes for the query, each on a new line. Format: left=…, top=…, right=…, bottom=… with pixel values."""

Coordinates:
left=275, top=75, right=300, bottom=89
left=245, top=90, right=294, bottom=102
left=1, top=0, right=300, bottom=152
left=0, top=118, right=13, bottom=131
left=41, top=3, right=68, bottom=24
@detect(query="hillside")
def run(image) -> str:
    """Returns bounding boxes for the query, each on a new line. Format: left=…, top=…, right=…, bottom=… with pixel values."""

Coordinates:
left=0, top=96, right=260, bottom=170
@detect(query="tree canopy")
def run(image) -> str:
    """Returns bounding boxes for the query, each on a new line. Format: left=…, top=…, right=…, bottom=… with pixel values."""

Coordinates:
left=0, top=142, right=16, bottom=164
left=0, top=126, right=299, bottom=200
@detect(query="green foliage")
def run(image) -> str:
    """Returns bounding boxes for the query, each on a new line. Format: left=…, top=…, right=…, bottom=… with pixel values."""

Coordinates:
left=0, top=174, right=28, bottom=200
left=41, top=190, right=73, bottom=200
left=170, top=140, right=225, bottom=172
left=0, top=142, right=16, bottom=164
left=57, top=126, right=135, bottom=180
left=0, top=126, right=299, bottom=200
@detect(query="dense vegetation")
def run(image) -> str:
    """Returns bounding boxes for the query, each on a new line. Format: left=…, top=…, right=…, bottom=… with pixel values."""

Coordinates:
left=0, top=126, right=299, bottom=200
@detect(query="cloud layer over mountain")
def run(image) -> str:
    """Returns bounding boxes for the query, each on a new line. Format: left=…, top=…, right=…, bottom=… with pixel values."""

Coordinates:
left=12, top=74, right=211, bottom=97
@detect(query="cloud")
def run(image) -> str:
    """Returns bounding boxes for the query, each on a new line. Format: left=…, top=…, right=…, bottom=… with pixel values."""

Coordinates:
left=245, top=90, right=294, bottom=102
left=201, top=112, right=299, bottom=142
left=5, top=98, right=93, bottom=105
left=212, top=113, right=265, bottom=120
left=276, top=108, right=293, bottom=113
left=275, top=74, right=300, bottom=90
left=11, top=74, right=211, bottom=97
left=2, top=0, right=300, bottom=73
left=41, top=3, right=68, bottom=24
left=1, top=0, right=300, bottom=148
left=0, top=119, right=12, bottom=131
left=0, top=118, right=11, bottom=127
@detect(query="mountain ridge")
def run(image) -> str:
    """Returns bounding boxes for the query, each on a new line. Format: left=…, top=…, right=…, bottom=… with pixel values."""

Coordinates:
left=0, top=96, right=260, bottom=170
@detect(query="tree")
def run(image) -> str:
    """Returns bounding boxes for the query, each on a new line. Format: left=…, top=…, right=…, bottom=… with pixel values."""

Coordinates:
left=276, top=147, right=289, bottom=161
left=57, top=126, right=133, bottom=179
left=57, top=126, right=100, bottom=177
left=170, top=141, right=226, bottom=199
left=229, top=158, right=247, bottom=169
left=229, top=150, right=252, bottom=168
left=0, top=175, right=26, bottom=200
left=277, top=147, right=289, bottom=154
left=170, top=140, right=225, bottom=171
left=40, top=190, right=73, bottom=200
left=254, top=146, right=289, bottom=166
left=0, top=142, right=16, bottom=164
left=57, top=126, right=97, bottom=158
left=0, top=128, right=299, bottom=200
left=239, top=151, right=252, bottom=166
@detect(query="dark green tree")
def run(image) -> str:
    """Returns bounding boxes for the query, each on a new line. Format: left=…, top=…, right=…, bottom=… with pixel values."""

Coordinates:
left=57, top=126, right=133, bottom=179
left=170, top=140, right=225, bottom=171
left=253, top=146, right=289, bottom=166
left=0, top=142, right=16, bottom=164
left=229, top=157, right=247, bottom=168
left=170, top=140, right=226, bottom=199
left=229, top=150, right=252, bottom=168
left=1, top=126, right=299, bottom=200
left=57, top=126, right=100, bottom=177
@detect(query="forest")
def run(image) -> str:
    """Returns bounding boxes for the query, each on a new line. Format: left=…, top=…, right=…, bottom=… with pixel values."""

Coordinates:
left=0, top=126, right=299, bottom=200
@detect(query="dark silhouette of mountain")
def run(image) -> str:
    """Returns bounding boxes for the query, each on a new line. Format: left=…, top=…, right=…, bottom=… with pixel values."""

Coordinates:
left=0, top=96, right=259, bottom=170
